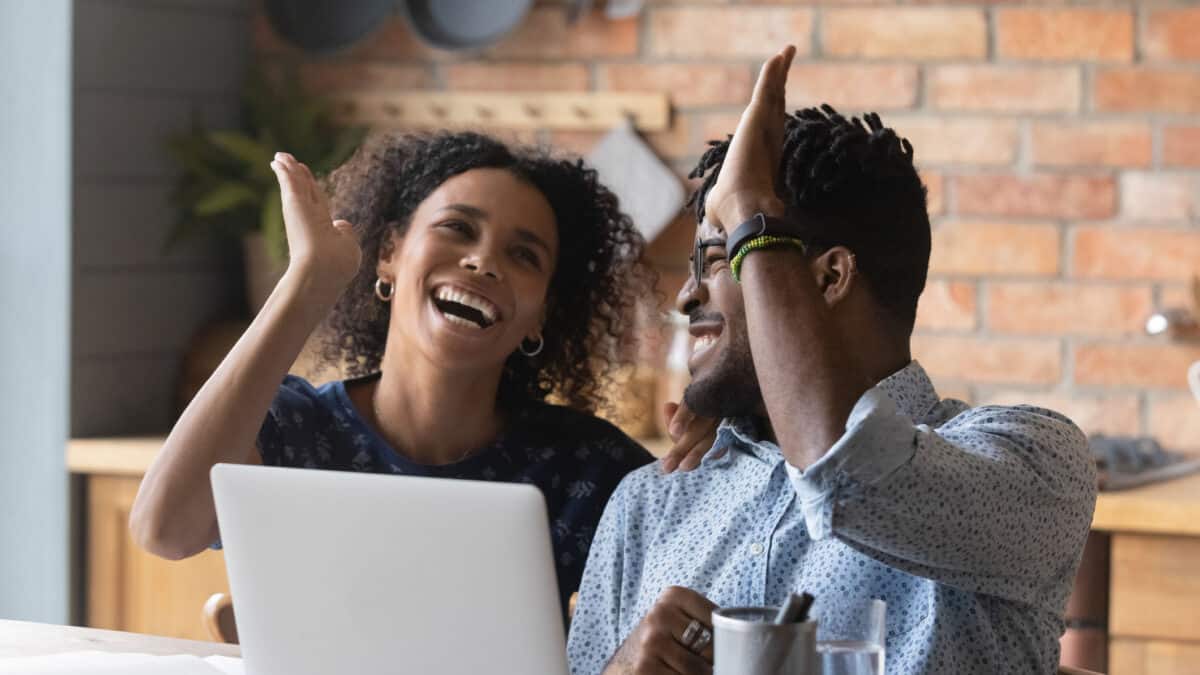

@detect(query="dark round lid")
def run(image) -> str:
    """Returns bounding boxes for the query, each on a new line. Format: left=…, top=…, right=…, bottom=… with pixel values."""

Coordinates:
left=264, top=0, right=394, bottom=54
left=401, top=0, right=533, bottom=50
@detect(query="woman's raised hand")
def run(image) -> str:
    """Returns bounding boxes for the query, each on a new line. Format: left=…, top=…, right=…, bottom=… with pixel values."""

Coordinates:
left=269, top=152, right=362, bottom=295
left=659, top=399, right=721, bottom=473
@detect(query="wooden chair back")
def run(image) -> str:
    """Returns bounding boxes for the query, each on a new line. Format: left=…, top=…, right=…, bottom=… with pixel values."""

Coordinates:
left=202, top=592, right=238, bottom=644
left=1059, top=666, right=1104, bottom=674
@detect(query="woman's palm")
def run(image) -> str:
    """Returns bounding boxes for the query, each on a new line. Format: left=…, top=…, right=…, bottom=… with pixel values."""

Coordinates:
left=270, top=152, right=361, bottom=289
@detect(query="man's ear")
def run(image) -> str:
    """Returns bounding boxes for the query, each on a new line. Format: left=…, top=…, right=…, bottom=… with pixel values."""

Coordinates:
left=812, top=246, right=857, bottom=307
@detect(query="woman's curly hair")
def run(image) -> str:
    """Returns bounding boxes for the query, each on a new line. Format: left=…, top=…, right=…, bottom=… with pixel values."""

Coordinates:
left=321, top=130, right=654, bottom=414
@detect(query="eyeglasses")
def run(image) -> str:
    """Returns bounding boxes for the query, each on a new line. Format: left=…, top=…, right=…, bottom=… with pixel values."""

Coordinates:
left=691, top=237, right=727, bottom=281
left=689, top=236, right=852, bottom=284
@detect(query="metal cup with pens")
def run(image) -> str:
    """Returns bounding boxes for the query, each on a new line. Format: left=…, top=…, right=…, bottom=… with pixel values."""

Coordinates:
left=713, top=594, right=887, bottom=675
left=712, top=593, right=818, bottom=675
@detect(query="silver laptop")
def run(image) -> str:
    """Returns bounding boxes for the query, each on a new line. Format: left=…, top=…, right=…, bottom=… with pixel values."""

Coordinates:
left=211, top=463, right=569, bottom=675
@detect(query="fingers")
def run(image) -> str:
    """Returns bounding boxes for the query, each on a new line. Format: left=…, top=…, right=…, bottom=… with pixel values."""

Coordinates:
left=679, top=438, right=717, bottom=473
left=661, top=587, right=717, bottom=665
left=662, top=586, right=719, bottom=626
left=750, top=45, right=796, bottom=109
left=668, top=400, right=695, bottom=440
left=268, top=156, right=289, bottom=193
left=642, top=587, right=717, bottom=671
left=272, top=152, right=318, bottom=203
left=662, top=401, right=680, bottom=438
left=660, top=401, right=717, bottom=474
left=655, top=639, right=713, bottom=674
left=661, top=422, right=715, bottom=473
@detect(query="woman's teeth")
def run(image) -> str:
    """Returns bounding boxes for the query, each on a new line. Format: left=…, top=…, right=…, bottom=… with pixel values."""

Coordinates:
left=434, top=286, right=498, bottom=324
left=442, top=313, right=481, bottom=329
left=692, top=334, right=718, bottom=356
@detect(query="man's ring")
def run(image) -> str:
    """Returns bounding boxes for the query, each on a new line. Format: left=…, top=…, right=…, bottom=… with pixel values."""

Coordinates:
left=681, top=619, right=712, bottom=653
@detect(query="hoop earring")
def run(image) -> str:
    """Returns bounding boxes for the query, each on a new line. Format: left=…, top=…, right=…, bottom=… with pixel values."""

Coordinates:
left=374, top=277, right=394, bottom=302
left=520, top=333, right=544, bottom=357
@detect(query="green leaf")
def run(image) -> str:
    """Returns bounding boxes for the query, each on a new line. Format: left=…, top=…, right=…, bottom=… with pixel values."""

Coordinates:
left=261, top=187, right=288, bottom=263
left=194, top=182, right=259, bottom=216
left=166, top=134, right=219, bottom=181
left=208, top=131, right=272, bottom=169
left=312, top=126, right=367, bottom=174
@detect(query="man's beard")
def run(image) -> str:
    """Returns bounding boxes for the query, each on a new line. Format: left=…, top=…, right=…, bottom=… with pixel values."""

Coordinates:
left=682, top=327, right=763, bottom=419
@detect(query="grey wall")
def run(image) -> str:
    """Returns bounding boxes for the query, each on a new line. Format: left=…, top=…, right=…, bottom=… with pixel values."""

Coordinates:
left=72, top=0, right=248, bottom=436
left=0, top=0, right=73, bottom=622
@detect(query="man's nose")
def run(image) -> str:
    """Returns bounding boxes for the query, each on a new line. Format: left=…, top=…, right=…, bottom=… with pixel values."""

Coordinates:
left=676, top=274, right=707, bottom=316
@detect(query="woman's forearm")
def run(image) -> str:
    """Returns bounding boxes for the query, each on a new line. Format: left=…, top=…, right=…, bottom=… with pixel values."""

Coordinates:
left=129, top=267, right=344, bottom=559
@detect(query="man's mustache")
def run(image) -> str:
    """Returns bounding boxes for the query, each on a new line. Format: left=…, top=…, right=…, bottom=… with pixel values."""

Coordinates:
left=688, top=310, right=724, bottom=326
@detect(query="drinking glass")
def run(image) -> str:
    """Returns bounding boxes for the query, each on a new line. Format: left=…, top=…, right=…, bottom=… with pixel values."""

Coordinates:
left=816, top=599, right=886, bottom=675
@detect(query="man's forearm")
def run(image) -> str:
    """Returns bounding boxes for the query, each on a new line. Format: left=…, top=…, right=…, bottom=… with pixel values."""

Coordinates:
left=738, top=246, right=871, bottom=468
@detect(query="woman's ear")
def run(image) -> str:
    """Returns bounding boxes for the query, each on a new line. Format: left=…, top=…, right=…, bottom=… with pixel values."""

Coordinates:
left=530, top=305, right=549, bottom=341
left=813, top=246, right=857, bottom=307
left=376, top=229, right=399, bottom=278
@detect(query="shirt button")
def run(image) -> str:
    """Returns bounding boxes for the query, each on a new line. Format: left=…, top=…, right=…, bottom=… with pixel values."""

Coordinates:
left=749, top=542, right=765, bottom=556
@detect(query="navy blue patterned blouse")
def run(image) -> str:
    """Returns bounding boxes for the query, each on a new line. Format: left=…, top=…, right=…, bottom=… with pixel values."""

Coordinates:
left=256, top=374, right=653, bottom=614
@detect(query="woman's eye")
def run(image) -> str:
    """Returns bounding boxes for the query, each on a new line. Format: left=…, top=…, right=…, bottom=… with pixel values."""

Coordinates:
left=439, top=220, right=472, bottom=236
left=514, top=247, right=542, bottom=270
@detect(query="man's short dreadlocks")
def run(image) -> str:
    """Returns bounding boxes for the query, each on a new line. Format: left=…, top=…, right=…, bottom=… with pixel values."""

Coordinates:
left=688, top=104, right=931, bottom=334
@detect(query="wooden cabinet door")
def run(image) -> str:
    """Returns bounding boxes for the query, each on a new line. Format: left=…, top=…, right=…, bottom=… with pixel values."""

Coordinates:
left=1110, top=533, right=1200, bottom=642
left=1110, top=637, right=1200, bottom=675
left=87, top=475, right=230, bottom=641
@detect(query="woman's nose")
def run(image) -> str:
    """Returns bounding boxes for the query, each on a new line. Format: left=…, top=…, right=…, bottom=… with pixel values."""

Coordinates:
left=460, top=254, right=502, bottom=281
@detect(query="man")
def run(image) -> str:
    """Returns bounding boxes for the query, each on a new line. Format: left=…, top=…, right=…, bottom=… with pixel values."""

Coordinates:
left=567, top=46, right=1096, bottom=675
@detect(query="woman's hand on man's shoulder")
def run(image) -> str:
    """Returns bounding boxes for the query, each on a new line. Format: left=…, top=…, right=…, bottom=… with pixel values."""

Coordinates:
left=658, top=400, right=721, bottom=474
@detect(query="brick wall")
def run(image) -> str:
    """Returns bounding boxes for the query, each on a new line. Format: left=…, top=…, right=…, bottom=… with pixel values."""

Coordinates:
left=254, top=1, right=1200, bottom=450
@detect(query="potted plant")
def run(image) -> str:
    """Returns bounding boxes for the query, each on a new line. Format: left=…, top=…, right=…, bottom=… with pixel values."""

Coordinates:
left=166, top=67, right=366, bottom=314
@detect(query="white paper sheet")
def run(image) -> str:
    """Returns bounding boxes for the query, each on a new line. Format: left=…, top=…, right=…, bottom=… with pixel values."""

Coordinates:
left=0, top=651, right=244, bottom=674
left=202, top=655, right=244, bottom=675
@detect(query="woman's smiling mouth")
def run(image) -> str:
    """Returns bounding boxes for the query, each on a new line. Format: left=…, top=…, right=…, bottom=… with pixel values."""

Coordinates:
left=431, top=284, right=501, bottom=330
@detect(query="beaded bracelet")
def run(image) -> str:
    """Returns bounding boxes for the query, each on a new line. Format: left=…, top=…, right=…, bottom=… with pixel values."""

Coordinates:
left=730, top=235, right=807, bottom=283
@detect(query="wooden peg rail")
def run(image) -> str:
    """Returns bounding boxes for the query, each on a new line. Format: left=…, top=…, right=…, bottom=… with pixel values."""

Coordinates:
left=330, top=91, right=670, bottom=132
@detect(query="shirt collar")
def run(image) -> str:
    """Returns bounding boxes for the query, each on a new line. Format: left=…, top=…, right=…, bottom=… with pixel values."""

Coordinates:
left=708, top=360, right=939, bottom=465
left=874, top=360, right=940, bottom=421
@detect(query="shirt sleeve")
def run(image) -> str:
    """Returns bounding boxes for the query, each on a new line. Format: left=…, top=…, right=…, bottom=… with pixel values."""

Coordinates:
left=256, top=375, right=323, bottom=467
left=567, top=476, right=630, bottom=675
left=786, top=389, right=1097, bottom=606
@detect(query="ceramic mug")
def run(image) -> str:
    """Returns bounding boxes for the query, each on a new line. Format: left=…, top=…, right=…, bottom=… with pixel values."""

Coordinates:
left=1190, top=360, right=1200, bottom=407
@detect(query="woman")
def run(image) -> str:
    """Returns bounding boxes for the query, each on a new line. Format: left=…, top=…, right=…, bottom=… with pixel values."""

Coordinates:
left=129, top=131, right=711, bottom=612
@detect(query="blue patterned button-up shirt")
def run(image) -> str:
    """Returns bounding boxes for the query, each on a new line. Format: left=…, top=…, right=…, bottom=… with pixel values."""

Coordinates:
left=567, top=361, right=1096, bottom=675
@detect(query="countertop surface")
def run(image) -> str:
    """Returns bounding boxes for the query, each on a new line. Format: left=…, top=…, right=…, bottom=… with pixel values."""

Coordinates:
left=1090, top=469, right=1200, bottom=537
left=68, top=437, right=1200, bottom=537
left=67, top=435, right=675, bottom=475
left=0, top=619, right=240, bottom=658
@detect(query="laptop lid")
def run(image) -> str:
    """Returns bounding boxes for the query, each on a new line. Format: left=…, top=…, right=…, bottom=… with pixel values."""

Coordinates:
left=211, top=463, right=569, bottom=675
